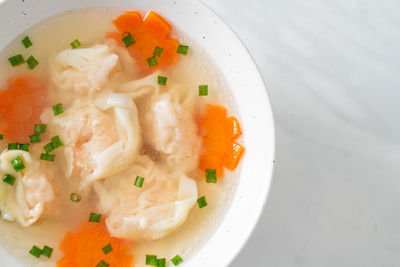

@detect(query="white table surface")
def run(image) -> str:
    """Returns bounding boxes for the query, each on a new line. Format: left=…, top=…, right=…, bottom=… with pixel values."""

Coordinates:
left=201, top=0, right=400, bottom=266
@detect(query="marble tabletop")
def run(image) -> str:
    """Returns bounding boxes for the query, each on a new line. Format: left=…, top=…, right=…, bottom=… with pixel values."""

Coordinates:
left=201, top=0, right=400, bottom=266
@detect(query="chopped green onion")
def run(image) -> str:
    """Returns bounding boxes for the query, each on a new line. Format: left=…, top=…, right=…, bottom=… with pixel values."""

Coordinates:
left=157, top=258, right=166, bottom=267
left=197, top=196, right=208, bottom=208
left=3, top=174, right=16, bottom=186
left=157, top=76, right=167, bottom=86
left=21, top=36, right=33, bottom=48
left=177, top=45, right=189, bottom=55
left=11, top=156, right=25, bottom=172
left=18, top=143, right=29, bottom=152
left=41, top=245, right=53, bottom=258
left=43, top=142, right=55, bottom=153
left=40, top=153, right=55, bottom=162
left=70, top=192, right=81, bottom=202
left=27, top=55, right=39, bottom=69
left=89, top=212, right=102, bottom=223
left=96, top=260, right=109, bottom=267
left=146, top=255, right=158, bottom=266
left=34, top=124, right=47, bottom=134
left=134, top=176, right=145, bottom=188
left=153, top=46, right=164, bottom=57
left=122, top=32, right=136, bottom=48
left=0, top=134, right=3, bottom=140
left=8, top=54, right=25, bottom=67
left=102, top=243, right=113, bottom=255
left=51, top=135, right=64, bottom=148
left=147, top=56, right=158, bottom=68
left=70, top=39, right=81, bottom=49
left=29, top=245, right=42, bottom=258
left=205, top=169, right=217, bottom=183
left=52, top=103, right=64, bottom=116
left=29, top=134, right=41, bottom=143
left=8, top=143, right=18, bottom=150
left=198, top=85, right=208, bottom=96
left=171, top=255, right=183, bottom=265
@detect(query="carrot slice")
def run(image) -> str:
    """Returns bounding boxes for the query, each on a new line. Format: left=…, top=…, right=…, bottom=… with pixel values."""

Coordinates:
left=0, top=76, right=47, bottom=143
left=143, top=11, right=172, bottom=39
left=57, top=220, right=133, bottom=267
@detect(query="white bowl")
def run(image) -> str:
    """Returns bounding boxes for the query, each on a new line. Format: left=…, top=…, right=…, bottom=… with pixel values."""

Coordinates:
left=0, top=0, right=275, bottom=266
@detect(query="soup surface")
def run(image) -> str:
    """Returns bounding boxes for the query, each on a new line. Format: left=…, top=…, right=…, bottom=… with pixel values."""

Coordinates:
left=0, top=8, right=244, bottom=267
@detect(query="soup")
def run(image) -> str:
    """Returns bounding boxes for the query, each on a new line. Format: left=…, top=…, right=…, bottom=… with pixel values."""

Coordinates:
left=0, top=8, right=244, bottom=267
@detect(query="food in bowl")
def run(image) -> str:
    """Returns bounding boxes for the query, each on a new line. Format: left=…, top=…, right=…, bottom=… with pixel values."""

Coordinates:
left=0, top=8, right=244, bottom=266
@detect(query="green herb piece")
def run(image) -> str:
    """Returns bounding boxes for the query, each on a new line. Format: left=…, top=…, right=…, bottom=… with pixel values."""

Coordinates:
left=122, top=32, right=136, bottom=48
left=40, top=153, right=55, bottom=162
left=70, top=192, right=81, bottom=202
left=197, top=196, right=208, bottom=208
left=0, top=134, right=3, bottom=140
left=171, top=255, right=183, bottom=265
left=153, top=46, right=164, bottom=57
left=8, top=54, right=25, bottom=67
left=29, top=134, right=41, bottom=143
left=3, top=174, right=16, bottom=186
left=205, top=169, right=217, bottom=183
left=177, top=45, right=189, bottom=55
left=43, top=142, right=55, bottom=153
left=96, top=260, right=109, bottom=267
left=18, top=143, right=29, bottom=152
left=146, top=255, right=158, bottom=266
left=41, top=245, right=53, bottom=258
left=51, top=136, right=64, bottom=148
left=157, top=258, right=166, bottom=267
left=102, top=243, right=113, bottom=255
left=147, top=56, right=158, bottom=68
left=8, top=143, right=18, bottom=150
left=29, top=245, right=42, bottom=258
left=89, top=212, right=102, bottom=223
left=11, top=156, right=25, bottom=172
left=70, top=39, right=81, bottom=49
left=134, top=176, right=145, bottom=188
left=21, top=36, right=33, bottom=48
left=27, top=55, right=39, bottom=69
left=198, top=85, right=208, bottom=96
left=52, top=103, right=64, bottom=116
left=157, top=76, right=167, bottom=86
left=34, top=124, right=47, bottom=134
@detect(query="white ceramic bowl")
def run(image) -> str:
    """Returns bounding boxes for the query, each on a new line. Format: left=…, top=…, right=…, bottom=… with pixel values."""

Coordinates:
left=0, top=0, right=275, bottom=266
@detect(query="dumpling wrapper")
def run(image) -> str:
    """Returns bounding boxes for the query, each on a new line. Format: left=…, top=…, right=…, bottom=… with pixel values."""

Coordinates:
left=0, top=150, right=54, bottom=227
left=94, top=155, right=198, bottom=240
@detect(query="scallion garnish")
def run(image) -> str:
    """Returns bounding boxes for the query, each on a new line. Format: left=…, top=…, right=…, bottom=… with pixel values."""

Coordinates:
left=41, top=245, right=53, bottom=258
left=171, top=255, right=183, bottom=266
left=147, top=56, right=158, bottom=68
left=70, top=39, right=81, bottom=49
left=21, top=36, right=33, bottom=48
left=89, top=212, right=102, bottom=223
left=146, top=255, right=158, bottom=266
left=0, top=134, right=3, bottom=140
left=8, top=54, right=25, bottom=67
left=197, top=196, right=208, bottom=208
left=18, top=143, right=29, bottom=152
left=52, top=103, right=64, bottom=116
left=8, top=143, right=18, bottom=150
left=102, top=243, right=113, bottom=255
left=11, top=156, right=25, bottom=172
left=122, top=32, right=136, bottom=48
left=27, top=55, right=39, bottom=69
left=96, top=260, right=109, bottom=267
left=3, top=174, right=16, bottom=186
left=157, top=76, right=167, bottom=86
left=29, top=245, right=42, bottom=258
left=40, top=153, right=55, bottom=162
left=51, top=135, right=64, bottom=148
left=70, top=192, right=81, bottom=202
left=157, top=258, right=166, bottom=267
left=43, top=142, right=55, bottom=153
left=29, top=134, right=42, bottom=143
left=134, top=176, right=145, bottom=188
left=153, top=46, right=164, bottom=57
left=205, top=169, right=217, bottom=183
left=198, top=85, right=208, bottom=96
left=177, top=45, right=189, bottom=55
left=34, top=124, right=47, bottom=134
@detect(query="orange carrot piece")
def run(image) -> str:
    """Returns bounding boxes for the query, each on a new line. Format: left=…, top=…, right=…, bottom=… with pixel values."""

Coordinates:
left=225, top=116, right=242, bottom=140
left=57, top=220, right=133, bottom=267
left=222, top=141, right=245, bottom=170
left=143, top=11, right=172, bottom=39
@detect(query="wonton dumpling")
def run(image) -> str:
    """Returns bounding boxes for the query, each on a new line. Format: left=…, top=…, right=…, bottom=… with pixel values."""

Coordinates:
left=50, top=44, right=119, bottom=93
left=0, top=150, right=54, bottom=227
left=47, top=93, right=141, bottom=187
left=94, top=155, right=198, bottom=240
